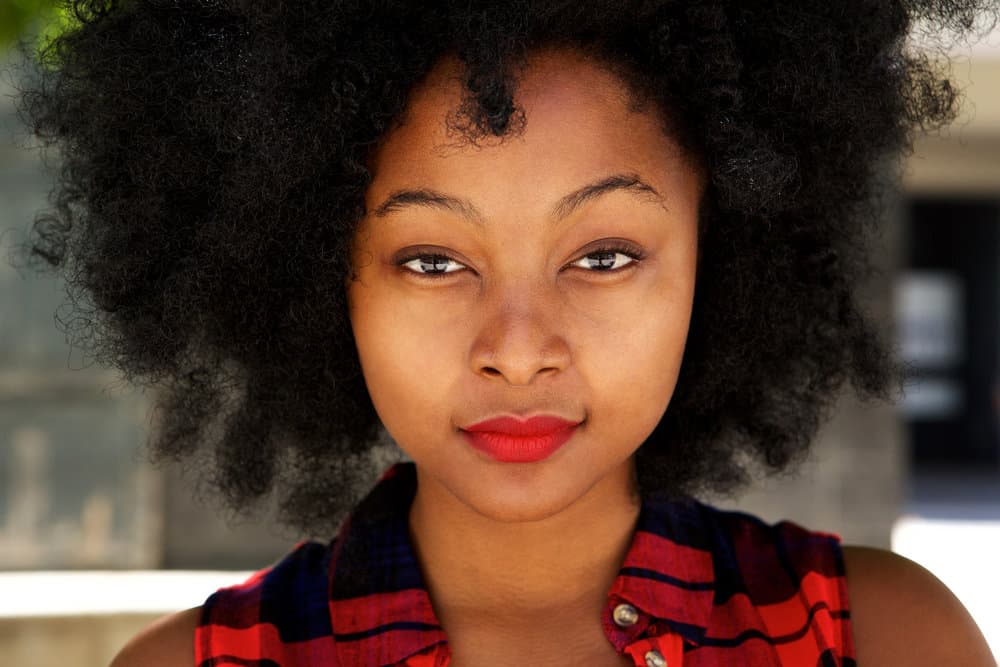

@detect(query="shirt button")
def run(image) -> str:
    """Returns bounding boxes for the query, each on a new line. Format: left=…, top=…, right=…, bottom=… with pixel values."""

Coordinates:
left=612, top=602, right=639, bottom=627
left=644, top=649, right=667, bottom=667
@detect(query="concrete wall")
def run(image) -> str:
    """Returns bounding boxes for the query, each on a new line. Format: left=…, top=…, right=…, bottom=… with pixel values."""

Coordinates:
left=0, top=614, right=160, bottom=667
left=903, top=58, right=1000, bottom=194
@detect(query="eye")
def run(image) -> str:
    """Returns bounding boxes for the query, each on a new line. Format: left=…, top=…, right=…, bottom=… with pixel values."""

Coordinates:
left=396, top=252, right=467, bottom=278
left=394, top=241, right=644, bottom=279
left=568, top=243, right=644, bottom=272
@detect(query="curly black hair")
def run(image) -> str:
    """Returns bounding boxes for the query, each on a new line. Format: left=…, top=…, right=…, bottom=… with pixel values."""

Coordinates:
left=10, top=0, right=997, bottom=536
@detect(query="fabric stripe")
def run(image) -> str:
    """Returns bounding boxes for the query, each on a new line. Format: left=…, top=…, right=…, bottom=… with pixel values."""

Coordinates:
left=195, top=624, right=335, bottom=664
left=700, top=600, right=844, bottom=647
left=705, top=570, right=847, bottom=640
left=332, top=621, right=445, bottom=643
left=196, top=656, right=281, bottom=667
left=329, top=589, right=442, bottom=634
left=618, top=566, right=715, bottom=591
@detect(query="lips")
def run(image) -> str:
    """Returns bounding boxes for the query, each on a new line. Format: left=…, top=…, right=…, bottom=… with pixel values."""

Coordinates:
left=461, top=415, right=582, bottom=463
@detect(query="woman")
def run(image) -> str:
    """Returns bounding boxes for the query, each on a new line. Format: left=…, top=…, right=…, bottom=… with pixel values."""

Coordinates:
left=15, top=1, right=997, bottom=664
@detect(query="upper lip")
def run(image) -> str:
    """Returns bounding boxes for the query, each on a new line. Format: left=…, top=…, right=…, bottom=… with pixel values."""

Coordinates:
left=462, top=414, right=582, bottom=436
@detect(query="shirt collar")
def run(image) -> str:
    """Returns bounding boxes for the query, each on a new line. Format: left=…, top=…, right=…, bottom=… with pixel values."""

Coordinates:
left=328, top=462, right=716, bottom=665
left=606, top=491, right=717, bottom=644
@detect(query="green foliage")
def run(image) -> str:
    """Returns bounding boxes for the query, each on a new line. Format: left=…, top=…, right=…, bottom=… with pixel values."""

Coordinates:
left=1, top=0, right=70, bottom=51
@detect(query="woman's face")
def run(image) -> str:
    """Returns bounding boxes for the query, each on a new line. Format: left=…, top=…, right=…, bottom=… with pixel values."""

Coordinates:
left=348, top=48, right=706, bottom=522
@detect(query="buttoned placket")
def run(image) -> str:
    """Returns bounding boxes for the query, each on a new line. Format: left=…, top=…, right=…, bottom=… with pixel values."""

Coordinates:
left=609, top=601, right=685, bottom=667
left=401, top=602, right=684, bottom=667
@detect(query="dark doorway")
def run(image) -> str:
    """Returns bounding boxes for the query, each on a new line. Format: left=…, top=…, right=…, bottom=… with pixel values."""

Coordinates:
left=900, top=197, right=1000, bottom=471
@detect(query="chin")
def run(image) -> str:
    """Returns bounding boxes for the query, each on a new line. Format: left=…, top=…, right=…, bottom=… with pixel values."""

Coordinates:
left=447, top=463, right=601, bottom=523
left=464, top=493, right=578, bottom=524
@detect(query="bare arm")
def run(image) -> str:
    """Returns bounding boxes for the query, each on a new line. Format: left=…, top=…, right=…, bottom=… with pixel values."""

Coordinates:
left=843, top=546, right=996, bottom=666
left=109, top=606, right=202, bottom=667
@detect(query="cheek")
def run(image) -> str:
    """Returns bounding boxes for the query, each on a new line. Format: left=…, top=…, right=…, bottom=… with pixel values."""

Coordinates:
left=348, top=281, right=468, bottom=428
left=591, top=304, right=689, bottom=422
left=578, top=269, right=694, bottom=434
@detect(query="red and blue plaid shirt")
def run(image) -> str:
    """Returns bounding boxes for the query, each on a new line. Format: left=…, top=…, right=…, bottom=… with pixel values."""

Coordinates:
left=195, top=462, right=855, bottom=665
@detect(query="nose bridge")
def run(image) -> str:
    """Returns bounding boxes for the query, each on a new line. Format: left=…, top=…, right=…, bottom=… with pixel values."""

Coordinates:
left=469, top=276, right=571, bottom=385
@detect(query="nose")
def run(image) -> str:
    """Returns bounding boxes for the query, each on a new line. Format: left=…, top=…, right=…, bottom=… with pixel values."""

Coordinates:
left=468, top=286, right=572, bottom=386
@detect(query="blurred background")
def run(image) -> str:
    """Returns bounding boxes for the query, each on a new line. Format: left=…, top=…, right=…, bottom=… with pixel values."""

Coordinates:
left=0, top=4, right=998, bottom=666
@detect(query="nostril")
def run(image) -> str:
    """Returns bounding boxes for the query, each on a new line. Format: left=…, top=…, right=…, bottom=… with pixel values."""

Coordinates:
left=483, top=367, right=502, bottom=377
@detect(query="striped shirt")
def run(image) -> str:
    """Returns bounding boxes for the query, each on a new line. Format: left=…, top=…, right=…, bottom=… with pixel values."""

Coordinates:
left=195, top=462, right=855, bottom=666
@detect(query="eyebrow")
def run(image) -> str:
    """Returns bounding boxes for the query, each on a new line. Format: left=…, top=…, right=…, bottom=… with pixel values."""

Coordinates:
left=370, top=172, right=667, bottom=224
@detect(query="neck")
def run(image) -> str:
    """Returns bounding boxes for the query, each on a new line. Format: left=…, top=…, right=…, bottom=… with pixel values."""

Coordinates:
left=407, top=459, right=641, bottom=630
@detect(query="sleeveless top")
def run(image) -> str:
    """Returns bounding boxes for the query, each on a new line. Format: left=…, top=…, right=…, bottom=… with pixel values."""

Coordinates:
left=195, top=462, right=856, bottom=666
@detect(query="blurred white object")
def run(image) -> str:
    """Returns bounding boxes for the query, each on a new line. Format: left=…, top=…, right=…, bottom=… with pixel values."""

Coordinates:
left=892, top=515, right=1000, bottom=660
left=895, top=272, right=964, bottom=370
left=0, top=570, right=251, bottom=617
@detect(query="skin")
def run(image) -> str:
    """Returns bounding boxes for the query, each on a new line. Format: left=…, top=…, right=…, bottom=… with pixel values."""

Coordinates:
left=109, top=48, right=996, bottom=667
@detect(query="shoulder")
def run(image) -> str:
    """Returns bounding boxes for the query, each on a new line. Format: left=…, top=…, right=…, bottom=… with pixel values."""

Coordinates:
left=108, top=541, right=331, bottom=667
left=842, top=545, right=995, bottom=666
left=109, top=606, right=202, bottom=667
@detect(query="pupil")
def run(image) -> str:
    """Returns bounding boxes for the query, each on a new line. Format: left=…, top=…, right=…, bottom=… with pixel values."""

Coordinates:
left=588, top=252, right=616, bottom=269
left=420, top=256, right=448, bottom=272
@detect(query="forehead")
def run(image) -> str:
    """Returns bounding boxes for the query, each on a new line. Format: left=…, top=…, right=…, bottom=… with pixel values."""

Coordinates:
left=365, top=48, right=699, bottom=212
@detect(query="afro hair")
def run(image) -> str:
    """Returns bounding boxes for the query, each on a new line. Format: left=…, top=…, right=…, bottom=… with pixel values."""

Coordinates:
left=12, top=0, right=998, bottom=535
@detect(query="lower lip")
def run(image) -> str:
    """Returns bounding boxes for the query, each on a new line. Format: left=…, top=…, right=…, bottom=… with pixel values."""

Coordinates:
left=461, top=425, right=578, bottom=463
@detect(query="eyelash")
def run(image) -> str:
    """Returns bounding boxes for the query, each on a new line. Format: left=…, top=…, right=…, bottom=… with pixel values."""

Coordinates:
left=394, top=242, right=646, bottom=280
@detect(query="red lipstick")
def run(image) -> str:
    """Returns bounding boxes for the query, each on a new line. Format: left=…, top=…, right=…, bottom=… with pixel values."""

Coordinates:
left=461, top=415, right=581, bottom=463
